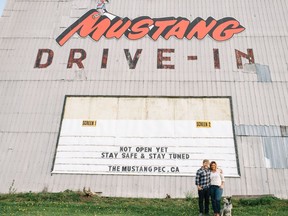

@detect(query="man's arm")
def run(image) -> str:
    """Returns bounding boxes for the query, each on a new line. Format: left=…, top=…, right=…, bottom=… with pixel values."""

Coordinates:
left=195, top=170, right=202, bottom=190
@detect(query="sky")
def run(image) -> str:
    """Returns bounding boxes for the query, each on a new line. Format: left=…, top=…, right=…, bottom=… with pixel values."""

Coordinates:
left=0, top=0, right=6, bottom=16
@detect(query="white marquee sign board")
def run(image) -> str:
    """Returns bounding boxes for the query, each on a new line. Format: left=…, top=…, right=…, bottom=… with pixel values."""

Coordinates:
left=52, top=97, right=239, bottom=176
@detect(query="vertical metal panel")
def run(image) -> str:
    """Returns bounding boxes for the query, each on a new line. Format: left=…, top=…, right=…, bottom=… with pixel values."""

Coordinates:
left=263, top=137, right=288, bottom=168
left=0, top=0, right=288, bottom=199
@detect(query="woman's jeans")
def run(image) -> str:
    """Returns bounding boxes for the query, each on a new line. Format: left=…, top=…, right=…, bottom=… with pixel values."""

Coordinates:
left=210, top=185, right=223, bottom=214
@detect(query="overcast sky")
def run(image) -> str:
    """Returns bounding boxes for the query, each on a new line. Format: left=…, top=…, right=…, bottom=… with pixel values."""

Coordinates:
left=0, top=0, right=7, bottom=16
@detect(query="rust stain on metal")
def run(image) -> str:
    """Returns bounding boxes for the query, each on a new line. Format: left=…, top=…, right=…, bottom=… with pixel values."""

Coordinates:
left=101, top=49, right=109, bottom=68
left=187, top=55, right=198, bottom=61
left=235, top=49, right=254, bottom=69
left=67, top=49, right=87, bottom=69
left=157, top=49, right=175, bottom=69
left=124, top=49, right=142, bottom=69
left=280, top=125, right=288, bottom=137
left=213, top=48, right=220, bottom=69
left=34, top=49, right=54, bottom=68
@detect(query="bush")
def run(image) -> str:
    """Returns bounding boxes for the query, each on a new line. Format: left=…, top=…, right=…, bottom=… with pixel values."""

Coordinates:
left=184, top=191, right=194, bottom=201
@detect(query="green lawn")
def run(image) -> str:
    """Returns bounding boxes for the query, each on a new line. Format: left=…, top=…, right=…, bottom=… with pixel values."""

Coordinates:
left=0, top=191, right=287, bottom=215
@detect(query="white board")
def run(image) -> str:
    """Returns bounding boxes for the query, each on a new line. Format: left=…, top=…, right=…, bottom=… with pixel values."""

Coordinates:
left=52, top=97, right=239, bottom=176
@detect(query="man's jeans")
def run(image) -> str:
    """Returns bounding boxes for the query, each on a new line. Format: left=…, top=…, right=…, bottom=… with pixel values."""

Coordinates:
left=198, top=187, right=210, bottom=214
left=210, top=185, right=223, bottom=214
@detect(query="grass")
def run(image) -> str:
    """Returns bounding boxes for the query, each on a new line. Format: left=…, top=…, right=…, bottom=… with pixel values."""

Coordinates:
left=0, top=191, right=287, bottom=216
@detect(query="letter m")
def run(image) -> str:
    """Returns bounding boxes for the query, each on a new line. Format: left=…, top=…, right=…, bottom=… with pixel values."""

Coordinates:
left=56, top=9, right=110, bottom=46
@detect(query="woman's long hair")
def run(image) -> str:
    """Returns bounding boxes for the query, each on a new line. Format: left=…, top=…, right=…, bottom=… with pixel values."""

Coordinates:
left=210, top=161, right=217, bottom=170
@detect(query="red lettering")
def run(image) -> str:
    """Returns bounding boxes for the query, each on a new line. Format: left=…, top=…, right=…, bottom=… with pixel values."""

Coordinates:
left=33, top=48, right=255, bottom=71
left=164, top=19, right=190, bottom=39
left=157, top=49, right=175, bottom=69
left=89, top=18, right=111, bottom=41
left=235, top=49, right=254, bottom=69
left=186, top=17, right=217, bottom=40
left=101, top=49, right=109, bottom=68
left=124, top=49, right=142, bottom=69
left=211, top=18, right=245, bottom=41
left=56, top=10, right=109, bottom=46
left=213, top=49, right=220, bottom=69
left=149, top=19, right=178, bottom=40
left=127, top=17, right=154, bottom=40
left=56, top=12, right=246, bottom=45
left=34, top=49, right=54, bottom=68
left=105, top=18, right=131, bottom=39
left=67, top=49, right=87, bottom=69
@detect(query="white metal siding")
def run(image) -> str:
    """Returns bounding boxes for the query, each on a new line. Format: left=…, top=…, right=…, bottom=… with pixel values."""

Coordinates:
left=0, top=0, right=288, bottom=199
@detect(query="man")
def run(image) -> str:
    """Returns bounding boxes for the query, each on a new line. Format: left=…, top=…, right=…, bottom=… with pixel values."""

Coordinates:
left=195, top=159, right=211, bottom=216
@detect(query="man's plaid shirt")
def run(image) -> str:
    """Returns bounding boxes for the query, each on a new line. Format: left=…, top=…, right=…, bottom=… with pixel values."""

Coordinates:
left=195, top=166, right=211, bottom=188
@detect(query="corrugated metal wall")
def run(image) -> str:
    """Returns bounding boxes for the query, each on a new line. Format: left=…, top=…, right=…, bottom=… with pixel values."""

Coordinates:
left=0, top=0, right=288, bottom=198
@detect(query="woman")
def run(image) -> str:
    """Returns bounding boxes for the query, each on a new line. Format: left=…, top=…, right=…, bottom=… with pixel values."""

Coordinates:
left=210, top=161, right=225, bottom=216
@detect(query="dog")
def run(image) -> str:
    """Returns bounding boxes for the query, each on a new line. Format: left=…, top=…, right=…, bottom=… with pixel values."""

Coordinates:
left=220, top=197, right=233, bottom=216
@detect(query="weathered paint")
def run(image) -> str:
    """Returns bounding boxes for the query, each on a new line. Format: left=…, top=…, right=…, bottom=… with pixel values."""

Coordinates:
left=34, top=49, right=54, bottom=68
left=213, top=49, right=220, bottom=69
left=157, top=49, right=175, bottom=69
left=0, top=0, right=288, bottom=199
left=101, top=48, right=109, bottom=69
left=124, top=49, right=142, bottom=69
left=67, top=49, right=87, bottom=69
left=235, top=49, right=255, bottom=69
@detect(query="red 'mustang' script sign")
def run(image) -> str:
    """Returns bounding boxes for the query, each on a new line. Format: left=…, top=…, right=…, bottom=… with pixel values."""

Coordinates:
left=56, top=9, right=245, bottom=46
